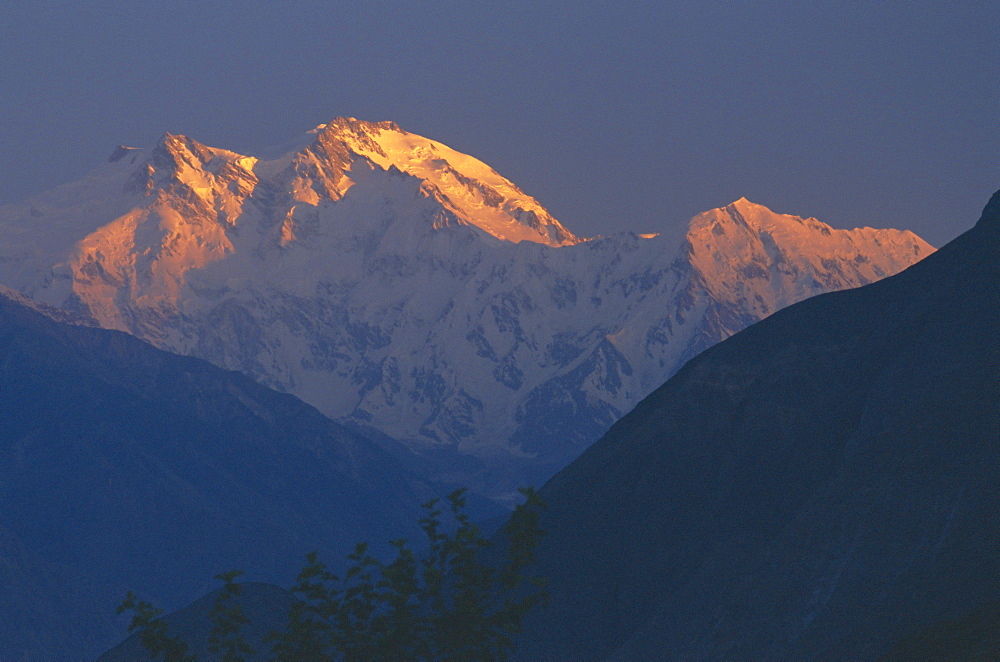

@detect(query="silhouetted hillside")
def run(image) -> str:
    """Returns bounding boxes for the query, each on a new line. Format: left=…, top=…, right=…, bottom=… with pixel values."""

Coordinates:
left=0, top=294, right=430, bottom=659
left=516, top=191, right=999, bottom=659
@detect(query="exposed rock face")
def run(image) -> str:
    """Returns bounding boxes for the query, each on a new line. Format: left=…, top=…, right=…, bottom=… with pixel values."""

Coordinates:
left=0, top=119, right=933, bottom=495
left=514, top=192, right=999, bottom=660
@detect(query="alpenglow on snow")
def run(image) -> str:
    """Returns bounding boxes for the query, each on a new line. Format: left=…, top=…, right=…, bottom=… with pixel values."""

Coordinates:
left=0, top=117, right=934, bottom=496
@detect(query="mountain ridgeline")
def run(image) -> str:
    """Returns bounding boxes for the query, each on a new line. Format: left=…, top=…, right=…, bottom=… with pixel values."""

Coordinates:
left=0, top=118, right=933, bottom=496
left=513, top=192, right=999, bottom=659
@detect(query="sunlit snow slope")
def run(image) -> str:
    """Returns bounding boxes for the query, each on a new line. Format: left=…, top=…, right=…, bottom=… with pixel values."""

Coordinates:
left=0, top=118, right=933, bottom=496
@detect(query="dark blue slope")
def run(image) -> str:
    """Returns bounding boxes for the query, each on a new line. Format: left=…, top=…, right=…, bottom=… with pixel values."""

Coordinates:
left=517, top=191, right=999, bottom=660
left=0, top=295, right=428, bottom=659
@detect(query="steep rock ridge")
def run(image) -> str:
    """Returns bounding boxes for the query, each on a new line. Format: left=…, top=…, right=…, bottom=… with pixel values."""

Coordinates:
left=0, top=119, right=934, bottom=494
left=513, top=192, right=999, bottom=660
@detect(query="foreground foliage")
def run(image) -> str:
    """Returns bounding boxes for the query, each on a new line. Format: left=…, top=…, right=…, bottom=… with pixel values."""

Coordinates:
left=117, top=487, right=546, bottom=661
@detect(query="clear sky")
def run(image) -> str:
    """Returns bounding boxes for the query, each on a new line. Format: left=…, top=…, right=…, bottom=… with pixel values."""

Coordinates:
left=1, top=1, right=997, bottom=246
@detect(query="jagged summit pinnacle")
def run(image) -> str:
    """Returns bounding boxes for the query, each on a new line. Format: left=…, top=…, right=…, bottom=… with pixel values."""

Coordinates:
left=318, top=116, right=403, bottom=136
left=725, top=196, right=786, bottom=216
left=152, top=132, right=212, bottom=160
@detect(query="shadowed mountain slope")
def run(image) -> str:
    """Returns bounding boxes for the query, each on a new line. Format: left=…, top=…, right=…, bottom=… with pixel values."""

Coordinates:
left=0, top=292, right=431, bottom=659
left=516, top=191, right=999, bottom=660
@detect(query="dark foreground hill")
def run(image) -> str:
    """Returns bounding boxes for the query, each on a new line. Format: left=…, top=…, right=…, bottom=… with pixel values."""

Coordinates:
left=0, top=293, right=431, bottom=659
left=516, top=191, right=999, bottom=660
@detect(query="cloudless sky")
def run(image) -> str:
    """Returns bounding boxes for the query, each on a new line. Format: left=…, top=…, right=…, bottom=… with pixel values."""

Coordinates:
left=1, top=1, right=997, bottom=246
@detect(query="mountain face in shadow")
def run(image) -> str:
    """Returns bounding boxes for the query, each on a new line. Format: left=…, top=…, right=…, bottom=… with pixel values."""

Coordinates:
left=516, top=192, right=999, bottom=660
left=0, top=293, right=430, bottom=660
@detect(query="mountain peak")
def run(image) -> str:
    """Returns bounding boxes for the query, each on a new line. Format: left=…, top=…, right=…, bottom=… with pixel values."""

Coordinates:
left=724, top=196, right=783, bottom=219
left=309, top=117, right=402, bottom=159
left=685, top=198, right=935, bottom=302
left=0, top=125, right=936, bottom=497
left=144, top=133, right=216, bottom=177
left=299, top=116, right=579, bottom=246
left=153, top=132, right=218, bottom=163
left=120, top=131, right=255, bottom=203
left=319, top=116, right=402, bottom=136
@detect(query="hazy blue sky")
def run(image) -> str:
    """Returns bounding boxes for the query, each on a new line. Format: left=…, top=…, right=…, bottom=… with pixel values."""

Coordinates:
left=1, top=1, right=997, bottom=246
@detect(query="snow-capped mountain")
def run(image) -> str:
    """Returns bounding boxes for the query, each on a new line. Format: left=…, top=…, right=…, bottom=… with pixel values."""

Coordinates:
left=0, top=118, right=933, bottom=494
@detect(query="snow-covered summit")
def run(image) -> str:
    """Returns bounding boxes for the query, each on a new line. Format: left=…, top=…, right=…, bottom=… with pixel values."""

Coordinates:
left=0, top=119, right=935, bottom=496
left=686, top=197, right=931, bottom=310
left=260, top=117, right=578, bottom=246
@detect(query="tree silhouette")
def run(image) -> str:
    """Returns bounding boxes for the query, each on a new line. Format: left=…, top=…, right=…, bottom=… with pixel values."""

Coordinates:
left=117, top=487, right=546, bottom=661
